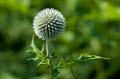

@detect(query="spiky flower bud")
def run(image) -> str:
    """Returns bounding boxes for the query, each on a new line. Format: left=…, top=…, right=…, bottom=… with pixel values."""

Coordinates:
left=33, top=8, right=65, bottom=40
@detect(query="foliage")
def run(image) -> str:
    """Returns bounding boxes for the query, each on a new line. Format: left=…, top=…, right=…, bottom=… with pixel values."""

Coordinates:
left=27, top=35, right=110, bottom=78
left=0, top=0, right=120, bottom=79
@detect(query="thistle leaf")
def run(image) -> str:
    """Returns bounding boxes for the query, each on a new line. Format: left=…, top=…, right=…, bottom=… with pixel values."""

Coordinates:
left=77, top=54, right=111, bottom=62
left=31, top=34, right=40, bottom=53
left=25, top=49, right=34, bottom=53
left=26, top=35, right=48, bottom=67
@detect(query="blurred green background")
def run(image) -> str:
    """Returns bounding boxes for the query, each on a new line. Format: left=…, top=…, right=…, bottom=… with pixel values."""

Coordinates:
left=0, top=0, right=120, bottom=79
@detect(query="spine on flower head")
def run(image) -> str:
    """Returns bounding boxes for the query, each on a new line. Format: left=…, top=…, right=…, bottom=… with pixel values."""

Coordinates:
left=33, top=8, right=65, bottom=40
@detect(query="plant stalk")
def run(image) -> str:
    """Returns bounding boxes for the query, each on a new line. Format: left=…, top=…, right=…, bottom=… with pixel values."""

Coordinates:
left=46, top=40, right=53, bottom=79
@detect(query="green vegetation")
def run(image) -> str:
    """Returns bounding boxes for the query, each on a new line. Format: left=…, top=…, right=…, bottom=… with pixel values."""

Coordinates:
left=0, top=0, right=120, bottom=79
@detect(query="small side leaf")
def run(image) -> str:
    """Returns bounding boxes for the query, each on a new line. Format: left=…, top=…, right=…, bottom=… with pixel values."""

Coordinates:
left=31, top=34, right=40, bottom=53
left=26, top=34, right=48, bottom=67
left=76, top=54, right=111, bottom=62
left=53, top=58, right=75, bottom=77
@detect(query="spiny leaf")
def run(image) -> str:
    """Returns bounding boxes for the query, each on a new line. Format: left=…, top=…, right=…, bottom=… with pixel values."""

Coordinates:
left=26, top=49, right=34, bottom=53
left=37, top=59, right=48, bottom=66
left=58, top=59, right=74, bottom=67
left=31, top=34, right=40, bottom=53
left=52, top=59, right=64, bottom=77
left=28, top=57, right=39, bottom=61
left=77, top=54, right=111, bottom=62
left=53, top=59, right=74, bottom=77
left=26, top=34, right=48, bottom=67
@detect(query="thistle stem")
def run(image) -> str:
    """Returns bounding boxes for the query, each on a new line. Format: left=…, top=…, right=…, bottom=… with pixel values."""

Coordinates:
left=46, top=40, right=53, bottom=79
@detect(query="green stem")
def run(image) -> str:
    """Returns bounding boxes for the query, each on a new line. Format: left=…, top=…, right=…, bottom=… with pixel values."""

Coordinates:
left=70, top=67, right=78, bottom=79
left=46, top=40, right=53, bottom=79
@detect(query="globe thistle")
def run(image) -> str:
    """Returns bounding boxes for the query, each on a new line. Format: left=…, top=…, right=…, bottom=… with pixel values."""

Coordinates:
left=33, top=8, right=65, bottom=40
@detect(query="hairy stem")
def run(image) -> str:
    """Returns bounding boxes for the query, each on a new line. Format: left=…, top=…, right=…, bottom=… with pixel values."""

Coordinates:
left=46, top=40, right=53, bottom=79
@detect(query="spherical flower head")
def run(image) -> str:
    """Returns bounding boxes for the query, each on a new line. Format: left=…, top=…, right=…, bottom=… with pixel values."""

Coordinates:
left=33, top=8, right=65, bottom=40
